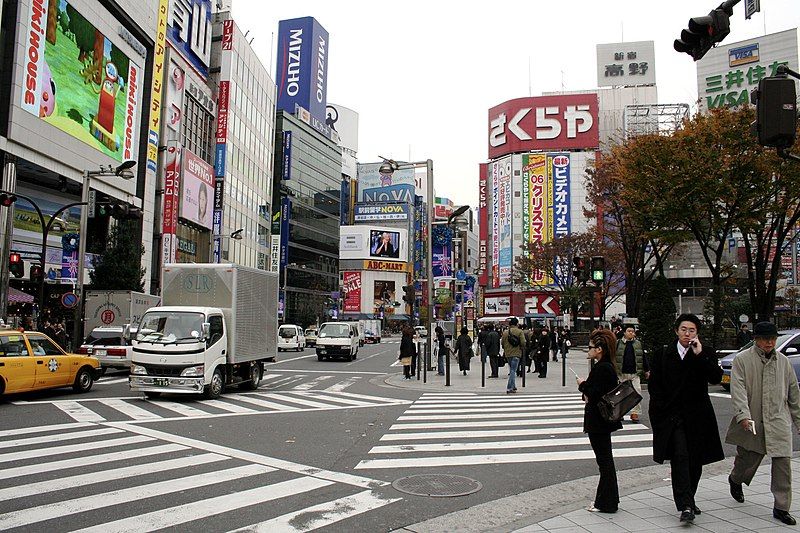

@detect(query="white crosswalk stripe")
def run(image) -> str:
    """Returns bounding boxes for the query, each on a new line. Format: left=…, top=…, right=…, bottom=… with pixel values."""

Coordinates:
left=355, top=392, right=653, bottom=470
left=0, top=423, right=400, bottom=532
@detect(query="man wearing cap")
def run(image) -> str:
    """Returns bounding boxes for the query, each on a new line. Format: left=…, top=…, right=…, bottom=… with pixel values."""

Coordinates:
left=725, top=321, right=800, bottom=526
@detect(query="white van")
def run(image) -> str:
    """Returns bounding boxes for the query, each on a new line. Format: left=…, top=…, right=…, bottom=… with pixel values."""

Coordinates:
left=277, top=324, right=305, bottom=352
left=316, top=322, right=360, bottom=361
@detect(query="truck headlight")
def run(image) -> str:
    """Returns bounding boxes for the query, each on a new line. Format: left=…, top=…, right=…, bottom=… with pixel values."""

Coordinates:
left=130, top=364, right=147, bottom=375
left=181, top=365, right=204, bottom=377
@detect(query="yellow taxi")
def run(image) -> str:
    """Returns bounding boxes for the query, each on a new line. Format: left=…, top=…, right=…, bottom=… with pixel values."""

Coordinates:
left=0, top=326, right=101, bottom=396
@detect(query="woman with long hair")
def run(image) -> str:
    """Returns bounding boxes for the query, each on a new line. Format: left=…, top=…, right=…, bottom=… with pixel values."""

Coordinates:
left=399, top=326, right=416, bottom=380
left=576, top=328, right=623, bottom=513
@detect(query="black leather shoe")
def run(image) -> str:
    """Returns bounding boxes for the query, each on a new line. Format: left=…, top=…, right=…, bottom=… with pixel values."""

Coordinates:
left=729, top=475, right=745, bottom=503
left=774, top=509, right=797, bottom=526
left=692, top=505, right=701, bottom=515
left=679, top=508, right=695, bottom=522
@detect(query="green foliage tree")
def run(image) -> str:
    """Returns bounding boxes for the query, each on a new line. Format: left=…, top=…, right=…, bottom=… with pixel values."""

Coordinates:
left=89, top=220, right=145, bottom=291
left=639, top=275, right=677, bottom=355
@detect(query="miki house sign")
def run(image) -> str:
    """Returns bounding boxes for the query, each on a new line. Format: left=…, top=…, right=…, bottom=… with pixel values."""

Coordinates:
left=275, top=17, right=329, bottom=122
left=488, top=94, right=599, bottom=159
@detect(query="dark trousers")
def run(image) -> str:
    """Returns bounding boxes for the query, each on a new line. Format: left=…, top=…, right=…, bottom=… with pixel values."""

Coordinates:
left=538, top=359, right=548, bottom=377
left=669, top=423, right=703, bottom=511
left=588, top=432, right=619, bottom=511
left=410, top=354, right=417, bottom=376
left=403, top=365, right=411, bottom=378
left=488, top=355, right=499, bottom=377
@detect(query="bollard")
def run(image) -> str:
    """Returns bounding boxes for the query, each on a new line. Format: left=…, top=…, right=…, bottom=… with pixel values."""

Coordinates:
left=481, top=353, right=485, bottom=388
left=562, top=354, right=566, bottom=387
left=522, top=350, right=526, bottom=389
left=445, top=339, right=451, bottom=387
left=423, top=342, right=427, bottom=383
left=416, top=341, right=421, bottom=381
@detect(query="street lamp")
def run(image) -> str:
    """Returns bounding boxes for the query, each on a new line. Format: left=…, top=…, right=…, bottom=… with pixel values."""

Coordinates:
left=445, top=205, right=470, bottom=387
left=209, top=228, right=244, bottom=261
left=74, top=160, right=136, bottom=346
left=677, top=288, right=687, bottom=315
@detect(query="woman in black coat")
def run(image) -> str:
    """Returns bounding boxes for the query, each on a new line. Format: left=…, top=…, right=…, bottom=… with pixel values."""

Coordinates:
left=455, top=327, right=473, bottom=375
left=399, top=326, right=416, bottom=380
left=577, top=328, right=623, bottom=514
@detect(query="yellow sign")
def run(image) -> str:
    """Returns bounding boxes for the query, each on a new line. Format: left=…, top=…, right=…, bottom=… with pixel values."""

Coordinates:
left=363, top=260, right=410, bottom=273
left=146, top=0, right=170, bottom=173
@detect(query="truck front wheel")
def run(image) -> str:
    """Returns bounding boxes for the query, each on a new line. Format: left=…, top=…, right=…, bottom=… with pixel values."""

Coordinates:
left=203, top=368, right=224, bottom=399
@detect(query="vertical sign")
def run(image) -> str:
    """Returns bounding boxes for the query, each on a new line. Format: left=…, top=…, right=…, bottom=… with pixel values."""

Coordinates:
left=491, top=161, right=500, bottom=288
left=212, top=19, right=234, bottom=262
left=342, top=271, right=362, bottom=312
left=498, top=158, right=512, bottom=286
left=279, top=196, right=291, bottom=270
left=162, top=141, right=182, bottom=264
left=478, top=163, right=488, bottom=287
left=270, top=235, right=280, bottom=272
left=147, top=0, right=170, bottom=173
left=526, top=153, right=547, bottom=285
left=549, top=153, right=571, bottom=239
left=282, top=131, right=292, bottom=180
left=745, top=0, right=760, bottom=19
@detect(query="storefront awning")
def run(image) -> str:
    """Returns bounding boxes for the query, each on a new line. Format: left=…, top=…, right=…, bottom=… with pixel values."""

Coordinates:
left=8, top=287, right=34, bottom=303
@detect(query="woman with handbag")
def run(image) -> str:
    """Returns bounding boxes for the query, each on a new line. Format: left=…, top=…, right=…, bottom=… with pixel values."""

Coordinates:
left=399, top=326, right=416, bottom=380
left=576, top=328, right=622, bottom=513
left=455, top=326, right=473, bottom=376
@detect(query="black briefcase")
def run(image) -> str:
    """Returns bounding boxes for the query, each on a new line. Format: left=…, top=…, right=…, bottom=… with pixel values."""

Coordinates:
left=598, top=380, right=642, bottom=422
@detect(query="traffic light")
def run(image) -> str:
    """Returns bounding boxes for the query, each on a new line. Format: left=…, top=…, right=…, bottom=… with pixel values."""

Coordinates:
left=591, top=256, right=606, bottom=284
left=674, top=3, right=733, bottom=61
left=572, top=256, right=588, bottom=284
left=29, top=263, right=43, bottom=283
left=97, top=202, right=143, bottom=220
left=402, top=284, right=415, bottom=305
left=0, top=193, right=17, bottom=207
left=8, top=253, right=23, bottom=278
left=752, top=75, right=797, bottom=149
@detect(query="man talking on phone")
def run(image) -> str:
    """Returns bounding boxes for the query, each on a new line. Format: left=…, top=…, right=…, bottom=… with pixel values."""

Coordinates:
left=648, top=313, right=723, bottom=524
left=725, top=321, right=800, bottom=526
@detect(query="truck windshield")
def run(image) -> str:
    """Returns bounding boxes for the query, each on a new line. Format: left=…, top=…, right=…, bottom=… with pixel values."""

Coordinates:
left=318, top=324, right=351, bottom=338
left=136, top=311, right=205, bottom=344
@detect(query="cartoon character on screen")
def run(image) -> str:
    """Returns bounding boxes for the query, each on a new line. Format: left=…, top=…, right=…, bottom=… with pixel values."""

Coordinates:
left=90, top=61, right=121, bottom=152
left=39, top=60, right=56, bottom=118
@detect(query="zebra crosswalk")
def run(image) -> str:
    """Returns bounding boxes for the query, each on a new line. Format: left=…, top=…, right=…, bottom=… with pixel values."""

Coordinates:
left=15, top=388, right=411, bottom=424
left=355, top=392, right=653, bottom=470
left=0, top=422, right=400, bottom=531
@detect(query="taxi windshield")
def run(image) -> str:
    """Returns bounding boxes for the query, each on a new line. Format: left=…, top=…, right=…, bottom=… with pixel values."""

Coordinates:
left=318, top=324, right=350, bottom=338
left=136, top=311, right=205, bottom=344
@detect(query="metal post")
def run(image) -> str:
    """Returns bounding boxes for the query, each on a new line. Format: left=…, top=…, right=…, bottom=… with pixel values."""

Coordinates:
left=445, top=335, right=451, bottom=386
left=522, top=342, right=526, bottom=388
left=416, top=340, right=421, bottom=380
left=423, top=340, right=427, bottom=383
left=73, top=171, right=90, bottom=346
left=562, top=352, right=566, bottom=387
left=425, top=159, right=434, bottom=377
left=481, top=349, right=485, bottom=388
left=0, top=155, right=17, bottom=321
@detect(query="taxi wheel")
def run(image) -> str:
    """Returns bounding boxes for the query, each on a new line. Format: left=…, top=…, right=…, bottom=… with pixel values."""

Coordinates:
left=72, top=367, right=94, bottom=393
left=0, top=377, right=5, bottom=395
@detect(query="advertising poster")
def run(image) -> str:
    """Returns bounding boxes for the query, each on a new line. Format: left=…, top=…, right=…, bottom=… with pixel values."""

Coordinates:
left=166, top=62, right=185, bottom=132
left=362, top=184, right=415, bottom=204
left=354, top=203, right=410, bottom=222
left=525, top=153, right=548, bottom=285
left=478, top=163, right=488, bottom=287
left=147, top=0, right=169, bottom=172
left=20, top=0, right=142, bottom=162
left=491, top=161, right=500, bottom=288
left=342, top=271, right=362, bottom=313
left=276, top=17, right=329, bottom=122
left=498, top=158, right=512, bottom=286
left=414, top=195, right=423, bottom=280
left=180, top=148, right=214, bottom=229
left=432, top=225, right=452, bottom=279
left=549, top=153, right=571, bottom=238
left=374, top=280, right=396, bottom=312
left=484, top=296, right=511, bottom=315
left=357, top=163, right=415, bottom=201
left=162, top=142, right=182, bottom=264
left=369, top=230, right=400, bottom=259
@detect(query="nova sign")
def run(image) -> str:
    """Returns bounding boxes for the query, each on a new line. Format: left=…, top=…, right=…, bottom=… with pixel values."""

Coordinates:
left=488, top=95, right=599, bottom=159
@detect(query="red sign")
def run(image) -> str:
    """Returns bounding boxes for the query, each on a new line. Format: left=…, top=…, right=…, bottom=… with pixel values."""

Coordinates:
left=488, top=94, right=599, bottom=159
left=342, top=271, right=362, bottom=313
left=512, top=292, right=561, bottom=316
left=222, top=20, right=234, bottom=50
left=478, top=163, right=488, bottom=287
left=215, top=81, right=230, bottom=144
left=434, top=204, right=453, bottom=221
left=101, top=309, right=116, bottom=325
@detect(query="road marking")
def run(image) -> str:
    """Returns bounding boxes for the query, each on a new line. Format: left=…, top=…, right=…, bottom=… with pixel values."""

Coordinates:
left=0, top=464, right=274, bottom=530
left=147, top=400, right=209, bottom=417
left=0, top=435, right=153, bottom=464
left=95, top=377, right=129, bottom=385
left=259, top=392, right=346, bottom=410
left=73, top=477, right=335, bottom=533
left=0, top=422, right=95, bottom=438
left=389, top=416, right=587, bottom=430
left=201, top=399, right=258, bottom=414
left=0, top=444, right=186, bottom=480
left=413, top=394, right=580, bottom=403
left=409, top=399, right=583, bottom=409
left=380, top=421, right=587, bottom=441
left=0, top=453, right=229, bottom=501
left=266, top=375, right=307, bottom=387
left=304, top=391, right=377, bottom=407
left=233, top=489, right=402, bottom=532
left=319, top=390, right=409, bottom=405
left=404, top=403, right=581, bottom=415
left=268, top=353, right=316, bottom=364
left=324, top=376, right=360, bottom=391
left=292, top=375, right=333, bottom=390
left=348, top=349, right=389, bottom=365
left=355, top=446, right=654, bottom=469
left=398, top=409, right=585, bottom=421
left=229, top=394, right=301, bottom=411
left=99, top=399, right=163, bottom=420
left=55, top=401, right=106, bottom=422
left=0, top=427, right=123, bottom=449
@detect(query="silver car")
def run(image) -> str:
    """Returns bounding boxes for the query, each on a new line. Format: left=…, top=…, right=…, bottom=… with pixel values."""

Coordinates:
left=719, top=329, right=800, bottom=391
left=79, top=326, right=133, bottom=371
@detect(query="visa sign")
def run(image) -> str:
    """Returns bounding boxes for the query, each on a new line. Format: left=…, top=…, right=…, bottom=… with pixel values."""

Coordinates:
left=488, top=94, right=599, bottom=159
left=276, top=17, right=329, bottom=123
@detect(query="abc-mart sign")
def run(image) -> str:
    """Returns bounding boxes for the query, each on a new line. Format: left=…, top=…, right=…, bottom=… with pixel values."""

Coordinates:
left=488, top=94, right=599, bottom=159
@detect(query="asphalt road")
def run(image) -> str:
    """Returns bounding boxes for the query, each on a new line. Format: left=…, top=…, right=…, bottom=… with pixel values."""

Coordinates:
left=1, top=338, right=797, bottom=532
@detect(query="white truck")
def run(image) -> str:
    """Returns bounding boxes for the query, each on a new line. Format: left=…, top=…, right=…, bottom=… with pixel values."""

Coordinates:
left=359, top=319, right=382, bottom=343
left=129, top=263, right=278, bottom=399
left=84, top=290, right=161, bottom=333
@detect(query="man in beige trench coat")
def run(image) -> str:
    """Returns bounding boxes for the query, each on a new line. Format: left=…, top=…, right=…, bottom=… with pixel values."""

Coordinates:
left=726, top=321, right=800, bottom=526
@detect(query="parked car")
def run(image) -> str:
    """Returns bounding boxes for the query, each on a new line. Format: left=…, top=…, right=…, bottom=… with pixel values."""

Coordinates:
left=278, top=324, right=305, bottom=352
left=316, top=322, right=359, bottom=361
left=304, top=328, right=318, bottom=347
left=719, top=329, right=800, bottom=391
left=364, top=330, right=381, bottom=344
left=78, top=326, right=133, bottom=371
left=0, top=326, right=101, bottom=395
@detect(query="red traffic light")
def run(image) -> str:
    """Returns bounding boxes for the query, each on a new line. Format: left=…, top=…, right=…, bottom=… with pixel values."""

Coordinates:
left=8, top=253, right=23, bottom=278
left=9, top=253, right=21, bottom=264
left=0, top=193, right=17, bottom=207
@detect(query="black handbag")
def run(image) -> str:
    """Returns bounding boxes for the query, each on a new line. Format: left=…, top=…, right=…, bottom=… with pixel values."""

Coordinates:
left=598, top=380, right=642, bottom=422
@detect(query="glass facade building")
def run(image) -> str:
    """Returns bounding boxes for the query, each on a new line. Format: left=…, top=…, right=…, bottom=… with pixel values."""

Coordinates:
left=273, top=111, right=342, bottom=327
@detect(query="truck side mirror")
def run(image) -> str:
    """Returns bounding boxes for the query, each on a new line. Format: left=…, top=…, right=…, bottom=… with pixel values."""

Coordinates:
left=202, top=323, right=211, bottom=340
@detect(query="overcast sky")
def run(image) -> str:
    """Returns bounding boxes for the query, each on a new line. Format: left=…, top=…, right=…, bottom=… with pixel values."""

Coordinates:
left=232, top=1, right=800, bottom=211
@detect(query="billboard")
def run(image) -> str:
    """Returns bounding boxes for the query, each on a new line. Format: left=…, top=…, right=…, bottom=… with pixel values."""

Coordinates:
left=20, top=0, right=143, bottom=163
left=275, top=17, right=329, bottom=122
left=484, top=296, right=511, bottom=316
left=162, top=142, right=182, bottom=264
left=354, top=203, right=410, bottom=222
left=179, top=148, right=214, bottom=229
left=326, top=103, right=359, bottom=152
left=488, top=94, right=599, bottom=159
left=549, top=153, right=571, bottom=239
left=340, top=226, right=408, bottom=261
left=342, top=271, right=362, bottom=312
left=147, top=0, right=169, bottom=173
left=696, top=29, right=799, bottom=112
left=212, top=18, right=234, bottom=262
left=491, top=157, right=512, bottom=287
left=167, top=0, right=212, bottom=79
left=357, top=163, right=415, bottom=202
left=478, top=163, right=488, bottom=287
left=374, top=280, right=396, bottom=311
left=596, top=41, right=656, bottom=87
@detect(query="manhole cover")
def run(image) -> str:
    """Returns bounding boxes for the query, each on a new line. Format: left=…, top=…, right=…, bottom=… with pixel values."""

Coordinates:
left=392, top=474, right=482, bottom=497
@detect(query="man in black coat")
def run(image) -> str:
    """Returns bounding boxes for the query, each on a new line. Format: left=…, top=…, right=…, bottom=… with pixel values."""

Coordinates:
left=648, top=313, right=724, bottom=524
left=484, top=324, right=501, bottom=378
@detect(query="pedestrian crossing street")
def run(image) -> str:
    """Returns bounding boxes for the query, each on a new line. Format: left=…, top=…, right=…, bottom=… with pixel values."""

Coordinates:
left=355, top=392, right=653, bottom=470
left=13, top=373, right=410, bottom=423
left=0, top=422, right=400, bottom=532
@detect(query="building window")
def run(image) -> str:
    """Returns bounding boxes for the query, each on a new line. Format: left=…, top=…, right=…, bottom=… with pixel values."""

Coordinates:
left=181, top=95, right=214, bottom=164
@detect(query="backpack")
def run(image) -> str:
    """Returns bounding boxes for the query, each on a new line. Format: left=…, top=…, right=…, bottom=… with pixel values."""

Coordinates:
left=507, top=331, right=521, bottom=347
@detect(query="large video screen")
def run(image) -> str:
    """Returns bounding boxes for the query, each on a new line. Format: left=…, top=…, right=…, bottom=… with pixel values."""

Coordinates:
left=369, top=230, right=400, bottom=259
left=20, top=0, right=142, bottom=162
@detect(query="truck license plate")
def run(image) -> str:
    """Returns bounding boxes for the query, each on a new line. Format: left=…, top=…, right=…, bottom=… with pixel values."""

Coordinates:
left=153, top=378, right=170, bottom=387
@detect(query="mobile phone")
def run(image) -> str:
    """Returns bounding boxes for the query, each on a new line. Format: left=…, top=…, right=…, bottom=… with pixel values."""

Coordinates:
left=750, top=421, right=757, bottom=435
left=570, top=367, right=579, bottom=379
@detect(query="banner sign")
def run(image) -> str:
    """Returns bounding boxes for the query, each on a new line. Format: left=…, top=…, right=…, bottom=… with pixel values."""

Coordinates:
left=162, top=142, right=181, bottom=265
left=212, top=19, right=233, bottom=262
left=363, top=260, right=410, bottom=273
left=549, top=153, right=571, bottom=239
left=282, top=131, right=292, bottom=180
left=478, top=163, right=488, bottom=287
left=147, top=0, right=170, bottom=172
left=279, top=196, right=291, bottom=270
left=354, top=203, right=410, bottom=222
left=342, top=271, right=361, bottom=312
left=275, top=17, right=329, bottom=122
left=491, top=160, right=501, bottom=287
left=362, top=184, right=415, bottom=204
left=498, top=158, right=512, bottom=286
left=523, top=153, right=547, bottom=285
